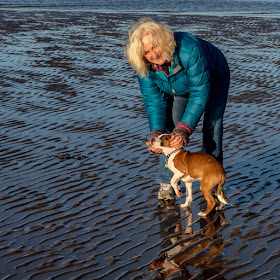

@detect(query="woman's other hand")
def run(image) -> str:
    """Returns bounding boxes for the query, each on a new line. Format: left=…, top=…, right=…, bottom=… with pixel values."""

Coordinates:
left=146, top=141, right=163, bottom=154
left=170, top=135, right=184, bottom=149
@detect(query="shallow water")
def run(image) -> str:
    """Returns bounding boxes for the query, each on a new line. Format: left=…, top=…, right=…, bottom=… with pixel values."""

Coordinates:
left=0, top=10, right=279, bottom=280
left=1, top=0, right=280, bottom=14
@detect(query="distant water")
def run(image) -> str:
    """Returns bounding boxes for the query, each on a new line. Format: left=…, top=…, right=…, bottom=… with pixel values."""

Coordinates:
left=0, top=7, right=280, bottom=280
left=1, top=0, right=280, bottom=13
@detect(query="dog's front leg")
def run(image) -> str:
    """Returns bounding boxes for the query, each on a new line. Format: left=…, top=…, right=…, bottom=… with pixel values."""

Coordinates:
left=180, top=182, right=193, bottom=209
left=170, top=175, right=182, bottom=198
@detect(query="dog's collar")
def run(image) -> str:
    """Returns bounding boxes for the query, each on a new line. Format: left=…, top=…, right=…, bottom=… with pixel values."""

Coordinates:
left=165, top=148, right=182, bottom=167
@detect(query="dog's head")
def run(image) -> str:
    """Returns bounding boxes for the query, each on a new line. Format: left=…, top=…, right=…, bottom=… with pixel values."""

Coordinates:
left=151, top=134, right=172, bottom=149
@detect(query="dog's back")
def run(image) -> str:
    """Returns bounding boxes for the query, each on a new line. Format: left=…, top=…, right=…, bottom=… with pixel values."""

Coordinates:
left=174, top=150, right=225, bottom=180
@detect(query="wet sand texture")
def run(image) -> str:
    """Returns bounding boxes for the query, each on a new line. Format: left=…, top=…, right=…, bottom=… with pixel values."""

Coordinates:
left=0, top=10, right=279, bottom=280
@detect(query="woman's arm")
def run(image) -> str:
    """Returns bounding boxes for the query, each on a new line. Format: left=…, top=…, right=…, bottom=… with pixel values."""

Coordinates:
left=179, top=40, right=210, bottom=131
left=138, top=75, right=167, bottom=133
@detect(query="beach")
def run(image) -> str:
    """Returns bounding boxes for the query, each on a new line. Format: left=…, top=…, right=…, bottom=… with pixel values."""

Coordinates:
left=0, top=9, right=279, bottom=280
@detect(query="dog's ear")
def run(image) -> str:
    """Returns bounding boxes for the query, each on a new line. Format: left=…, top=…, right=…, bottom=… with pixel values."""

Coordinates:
left=163, top=134, right=172, bottom=142
left=160, top=134, right=172, bottom=147
left=160, top=134, right=172, bottom=140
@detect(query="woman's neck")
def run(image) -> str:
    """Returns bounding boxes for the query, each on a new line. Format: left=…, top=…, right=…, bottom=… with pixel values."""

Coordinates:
left=153, top=61, right=171, bottom=75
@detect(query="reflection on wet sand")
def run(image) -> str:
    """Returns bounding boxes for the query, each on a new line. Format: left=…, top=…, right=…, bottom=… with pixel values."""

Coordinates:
left=148, top=204, right=227, bottom=279
left=0, top=9, right=279, bottom=280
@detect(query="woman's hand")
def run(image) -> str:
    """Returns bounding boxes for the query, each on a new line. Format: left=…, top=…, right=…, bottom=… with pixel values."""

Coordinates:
left=170, top=135, right=184, bottom=149
left=146, top=140, right=163, bottom=154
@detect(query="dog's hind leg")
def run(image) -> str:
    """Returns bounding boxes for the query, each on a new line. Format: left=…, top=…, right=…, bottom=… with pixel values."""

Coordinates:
left=216, top=180, right=228, bottom=205
left=198, top=181, right=216, bottom=216
left=216, top=188, right=228, bottom=211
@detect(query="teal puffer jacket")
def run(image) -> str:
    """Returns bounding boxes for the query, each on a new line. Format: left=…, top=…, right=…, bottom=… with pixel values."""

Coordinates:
left=138, top=32, right=227, bottom=132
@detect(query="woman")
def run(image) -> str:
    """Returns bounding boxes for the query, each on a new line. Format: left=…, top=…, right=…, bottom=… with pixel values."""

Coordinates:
left=125, top=17, right=230, bottom=201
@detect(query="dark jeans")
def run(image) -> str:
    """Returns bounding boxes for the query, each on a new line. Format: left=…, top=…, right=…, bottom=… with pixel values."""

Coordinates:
left=157, top=69, right=230, bottom=184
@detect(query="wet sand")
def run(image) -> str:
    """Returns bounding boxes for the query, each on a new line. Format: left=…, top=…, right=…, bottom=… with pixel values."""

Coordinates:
left=0, top=10, right=279, bottom=280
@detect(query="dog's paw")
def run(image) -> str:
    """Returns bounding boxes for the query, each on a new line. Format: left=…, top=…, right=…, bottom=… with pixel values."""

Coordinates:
left=173, top=185, right=182, bottom=198
left=185, top=198, right=193, bottom=207
left=197, top=211, right=207, bottom=217
left=180, top=203, right=189, bottom=209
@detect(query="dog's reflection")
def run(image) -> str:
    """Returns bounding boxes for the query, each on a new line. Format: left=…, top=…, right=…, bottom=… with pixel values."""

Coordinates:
left=148, top=202, right=227, bottom=279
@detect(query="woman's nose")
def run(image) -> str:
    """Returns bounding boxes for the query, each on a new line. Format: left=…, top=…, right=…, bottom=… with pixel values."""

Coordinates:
left=151, top=49, right=158, bottom=59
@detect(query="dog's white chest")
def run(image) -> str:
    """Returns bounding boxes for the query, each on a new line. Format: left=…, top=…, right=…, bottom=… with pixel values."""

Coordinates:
left=167, top=155, right=184, bottom=177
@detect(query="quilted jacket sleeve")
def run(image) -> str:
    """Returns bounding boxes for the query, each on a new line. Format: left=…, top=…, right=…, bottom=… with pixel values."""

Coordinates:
left=138, top=75, right=167, bottom=132
left=179, top=39, right=210, bottom=130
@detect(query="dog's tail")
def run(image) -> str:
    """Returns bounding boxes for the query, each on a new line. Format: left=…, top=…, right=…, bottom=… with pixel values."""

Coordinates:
left=217, top=173, right=228, bottom=205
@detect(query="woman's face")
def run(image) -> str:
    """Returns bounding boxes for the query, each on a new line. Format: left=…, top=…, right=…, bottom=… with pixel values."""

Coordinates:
left=141, top=33, right=165, bottom=65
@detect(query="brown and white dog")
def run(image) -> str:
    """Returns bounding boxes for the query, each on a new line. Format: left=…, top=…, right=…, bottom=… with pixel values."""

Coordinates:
left=152, top=134, right=227, bottom=216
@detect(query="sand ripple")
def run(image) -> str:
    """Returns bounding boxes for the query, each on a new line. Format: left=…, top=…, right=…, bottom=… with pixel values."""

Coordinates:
left=0, top=10, right=279, bottom=280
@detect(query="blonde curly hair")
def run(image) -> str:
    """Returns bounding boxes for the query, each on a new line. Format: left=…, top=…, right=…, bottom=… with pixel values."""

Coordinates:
left=125, top=17, right=176, bottom=77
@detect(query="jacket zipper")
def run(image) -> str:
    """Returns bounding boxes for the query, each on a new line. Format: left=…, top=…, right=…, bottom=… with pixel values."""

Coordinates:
left=156, top=71, right=176, bottom=98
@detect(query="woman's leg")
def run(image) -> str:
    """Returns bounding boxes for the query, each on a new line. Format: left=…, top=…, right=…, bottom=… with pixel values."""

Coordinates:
left=172, top=96, right=190, bottom=126
left=202, top=70, right=230, bottom=163
left=157, top=153, right=174, bottom=185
